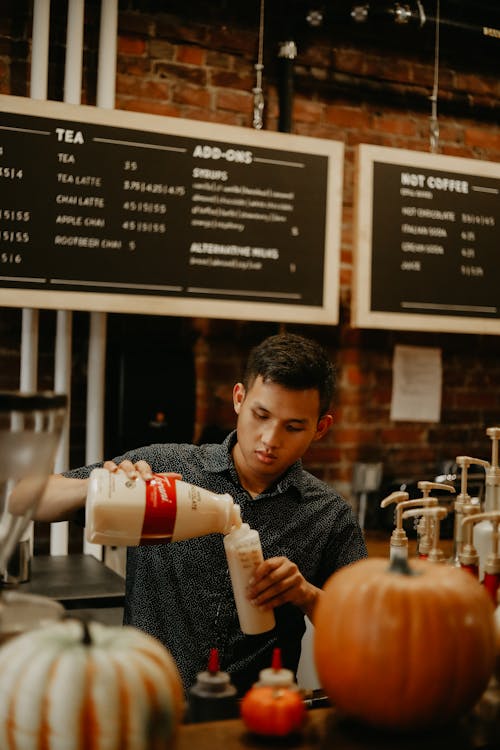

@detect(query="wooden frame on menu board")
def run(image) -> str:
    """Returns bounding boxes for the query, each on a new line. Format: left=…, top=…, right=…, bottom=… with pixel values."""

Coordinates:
left=0, top=94, right=343, bottom=325
left=352, top=144, right=500, bottom=335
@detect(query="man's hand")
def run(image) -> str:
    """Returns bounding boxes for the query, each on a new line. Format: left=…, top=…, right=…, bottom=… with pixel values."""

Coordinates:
left=246, top=556, right=322, bottom=622
left=103, top=459, right=181, bottom=484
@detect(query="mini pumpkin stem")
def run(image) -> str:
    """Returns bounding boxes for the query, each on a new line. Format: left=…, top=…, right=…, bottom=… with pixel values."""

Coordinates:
left=80, top=619, right=92, bottom=645
left=63, top=613, right=93, bottom=645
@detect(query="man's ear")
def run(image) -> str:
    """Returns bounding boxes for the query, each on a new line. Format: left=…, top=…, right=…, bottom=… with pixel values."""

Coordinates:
left=233, top=382, right=246, bottom=415
left=313, top=414, right=333, bottom=442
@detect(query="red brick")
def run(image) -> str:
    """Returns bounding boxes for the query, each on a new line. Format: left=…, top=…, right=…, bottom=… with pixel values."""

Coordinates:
left=340, top=267, right=352, bottom=287
left=216, top=89, right=252, bottom=114
left=440, top=144, right=476, bottom=159
left=454, top=72, right=498, bottom=97
left=292, top=98, right=325, bottom=124
left=118, top=11, right=155, bottom=38
left=173, top=85, right=211, bottom=109
left=464, top=127, right=500, bottom=151
left=176, top=45, right=206, bottom=66
left=381, top=427, right=426, bottom=443
left=154, top=61, right=207, bottom=86
left=187, top=109, right=245, bottom=126
left=118, top=36, right=146, bottom=57
left=325, top=105, right=372, bottom=130
left=374, top=114, right=418, bottom=137
left=208, top=27, right=254, bottom=56
left=117, top=99, right=182, bottom=118
left=333, top=427, right=379, bottom=444
left=361, top=54, right=411, bottom=83
left=116, top=74, right=169, bottom=101
left=333, top=47, right=366, bottom=75
left=117, top=58, right=151, bottom=76
left=156, top=18, right=207, bottom=47
left=210, top=69, right=253, bottom=92
left=206, top=50, right=234, bottom=69
left=149, top=40, right=175, bottom=60
left=340, top=248, right=352, bottom=265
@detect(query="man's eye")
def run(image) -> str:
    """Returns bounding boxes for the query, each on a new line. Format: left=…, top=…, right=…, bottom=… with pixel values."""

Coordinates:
left=287, top=425, right=303, bottom=432
left=254, top=412, right=267, bottom=420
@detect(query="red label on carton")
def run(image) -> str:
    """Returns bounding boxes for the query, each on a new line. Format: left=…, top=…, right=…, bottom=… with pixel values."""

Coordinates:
left=140, top=473, right=177, bottom=544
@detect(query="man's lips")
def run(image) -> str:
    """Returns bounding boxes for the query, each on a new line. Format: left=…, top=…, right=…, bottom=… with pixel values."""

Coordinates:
left=256, top=450, right=277, bottom=464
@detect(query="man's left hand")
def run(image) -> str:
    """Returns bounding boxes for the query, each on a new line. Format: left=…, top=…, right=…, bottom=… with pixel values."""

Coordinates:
left=246, top=556, right=322, bottom=621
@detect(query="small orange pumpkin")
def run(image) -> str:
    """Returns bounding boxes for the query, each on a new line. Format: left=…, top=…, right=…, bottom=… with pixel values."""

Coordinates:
left=241, top=685, right=306, bottom=736
left=314, top=556, right=496, bottom=731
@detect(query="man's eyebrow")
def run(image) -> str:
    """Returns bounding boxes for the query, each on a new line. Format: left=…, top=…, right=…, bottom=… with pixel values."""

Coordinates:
left=252, top=401, right=270, bottom=413
left=253, top=402, right=308, bottom=424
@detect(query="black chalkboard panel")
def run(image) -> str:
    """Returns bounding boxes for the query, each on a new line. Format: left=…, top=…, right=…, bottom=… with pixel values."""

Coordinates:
left=353, top=144, right=500, bottom=335
left=0, top=95, right=344, bottom=324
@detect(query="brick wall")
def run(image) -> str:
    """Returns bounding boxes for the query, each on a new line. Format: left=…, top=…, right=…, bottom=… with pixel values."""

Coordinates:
left=1, top=1, right=499, bottom=509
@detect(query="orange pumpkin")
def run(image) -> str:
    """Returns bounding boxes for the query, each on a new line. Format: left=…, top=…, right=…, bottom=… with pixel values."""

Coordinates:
left=314, top=556, right=496, bottom=731
left=241, top=685, right=306, bottom=736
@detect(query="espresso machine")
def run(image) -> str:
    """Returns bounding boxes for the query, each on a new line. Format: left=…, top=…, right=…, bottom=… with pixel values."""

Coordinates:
left=0, top=391, right=67, bottom=642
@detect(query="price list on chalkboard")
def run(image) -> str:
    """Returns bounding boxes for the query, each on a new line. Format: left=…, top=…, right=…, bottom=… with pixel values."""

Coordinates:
left=0, top=96, right=343, bottom=324
left=353, top=144, right=500, bottom=335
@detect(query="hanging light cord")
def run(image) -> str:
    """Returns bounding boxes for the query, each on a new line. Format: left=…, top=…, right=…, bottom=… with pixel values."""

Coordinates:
left=429, top=0, right=441, bottom=153
left=252, top=0, right=265, bottom=129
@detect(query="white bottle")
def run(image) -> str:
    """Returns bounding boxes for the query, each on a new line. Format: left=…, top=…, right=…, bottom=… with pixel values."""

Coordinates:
left=85, top=468, right=241, bottom=546
left=473, top=428, right=500, bottom=580
left=223, top=522, right=276, bottom=635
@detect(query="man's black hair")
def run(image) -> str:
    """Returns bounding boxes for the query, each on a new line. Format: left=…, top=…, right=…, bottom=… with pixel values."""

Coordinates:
left=243, top=333, right=335, bottom=417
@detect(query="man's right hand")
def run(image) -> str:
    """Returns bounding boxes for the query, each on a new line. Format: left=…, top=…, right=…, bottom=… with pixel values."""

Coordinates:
left=103, top=460, right=182, bottom=484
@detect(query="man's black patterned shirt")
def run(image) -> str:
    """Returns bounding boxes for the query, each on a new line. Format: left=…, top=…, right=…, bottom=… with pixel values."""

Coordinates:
left=66, top=431, right=367, bottom=695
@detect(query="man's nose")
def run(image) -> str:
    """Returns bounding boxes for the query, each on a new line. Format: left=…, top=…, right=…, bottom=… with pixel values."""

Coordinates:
left=262, top=423, right=281, bottom=447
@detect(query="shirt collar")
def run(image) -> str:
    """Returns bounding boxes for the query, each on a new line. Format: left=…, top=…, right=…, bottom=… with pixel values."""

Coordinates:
left=201, top=430, right=305, bottom=500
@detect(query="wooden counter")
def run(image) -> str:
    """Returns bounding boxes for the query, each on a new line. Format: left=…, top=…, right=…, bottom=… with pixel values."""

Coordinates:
left=177, top=706, right=497, bottom=750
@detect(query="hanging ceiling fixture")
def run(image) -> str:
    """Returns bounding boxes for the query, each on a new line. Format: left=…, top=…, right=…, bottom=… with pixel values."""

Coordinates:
left=349, top=2, right=427, bottom=26
left=252, top=0, right=266, bottom=130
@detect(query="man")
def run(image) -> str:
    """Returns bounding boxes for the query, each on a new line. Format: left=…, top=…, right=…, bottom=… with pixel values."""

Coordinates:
left=31, top=332, right=367, bottom=695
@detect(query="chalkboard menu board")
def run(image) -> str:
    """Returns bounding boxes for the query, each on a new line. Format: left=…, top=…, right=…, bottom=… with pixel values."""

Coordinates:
left=0, top=95, right=344, bottom=324
left=352, top=144, right=500, bottom=335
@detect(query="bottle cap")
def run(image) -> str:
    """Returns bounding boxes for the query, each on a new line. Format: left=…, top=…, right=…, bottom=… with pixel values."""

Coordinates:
left=257, top=648, right=295, bottom=687
left=194, top=648, right=236, bottom=693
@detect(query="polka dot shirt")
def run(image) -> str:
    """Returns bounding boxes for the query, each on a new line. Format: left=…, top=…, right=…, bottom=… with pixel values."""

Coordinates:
left=67, top=431, right=367, bottom=696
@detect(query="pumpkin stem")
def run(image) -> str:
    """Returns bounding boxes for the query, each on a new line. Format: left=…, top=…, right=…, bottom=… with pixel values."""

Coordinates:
left=388, top=552, right=415, bottom=577
left=63, top=613, right=93, bottom=645
left=80, top=619, right=92, bottom=645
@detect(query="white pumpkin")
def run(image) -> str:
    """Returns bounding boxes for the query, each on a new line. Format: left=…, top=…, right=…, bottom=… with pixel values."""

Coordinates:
left=0, top=617, right=185, bottom=750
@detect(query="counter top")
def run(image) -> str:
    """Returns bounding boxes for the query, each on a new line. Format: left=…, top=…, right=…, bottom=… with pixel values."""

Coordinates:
left=17, top=553, right=125, bottom=609
left=177, top=706, right=497, bottom=750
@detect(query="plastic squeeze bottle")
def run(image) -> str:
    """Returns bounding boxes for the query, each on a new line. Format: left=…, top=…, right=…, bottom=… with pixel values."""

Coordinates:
left=256, top=647, right=297, bottom=688
left=187, top=648, right=239, bottom=723
left=85, top=468, right=241, bottom=545
left=223, top=522, right=276, bottom=635
left=465, top=511, right=500, bottom=605
left=473, top=428, right=500, bottom=580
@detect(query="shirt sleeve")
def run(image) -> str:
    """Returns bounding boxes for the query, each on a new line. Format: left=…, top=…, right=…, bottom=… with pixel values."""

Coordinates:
left=317, top=503, right=368, bottom=588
